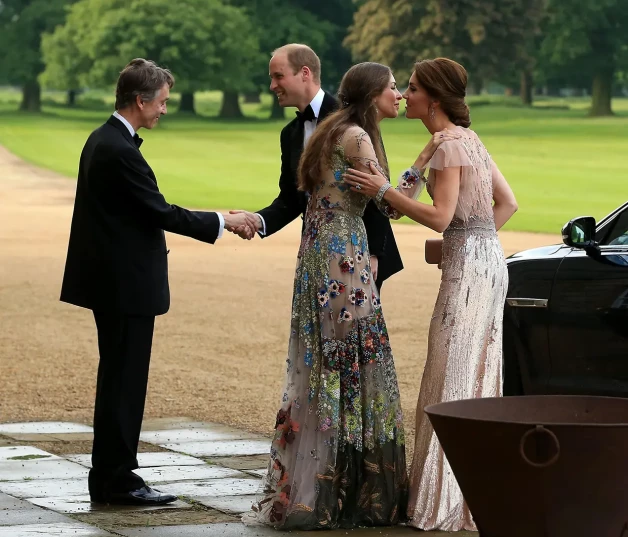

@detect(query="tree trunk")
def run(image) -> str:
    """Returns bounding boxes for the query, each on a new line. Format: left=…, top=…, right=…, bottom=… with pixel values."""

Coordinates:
left=589, top=68, right=614, bottom=116
left=244, top=91, right=261, bottom=103
left=20, top=81, right=41, bottom=112
left=219, top=90, right=244, bottom=118
left=520, top=70, right=533, bottom=105
left=589, top=34, right=615, bottom=116
left=270, top=93, right=284, bottom=119
left=471, top=78, right=483, bottom=95
left=67, top=89, right=77, bottom=107
left=179, top=92, right=196, bottom=113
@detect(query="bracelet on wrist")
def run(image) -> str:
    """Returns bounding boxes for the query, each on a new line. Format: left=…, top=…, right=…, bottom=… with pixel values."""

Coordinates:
left=375, top=182, right=392, bottom=202
left=410, top=165, right=425, bottom=178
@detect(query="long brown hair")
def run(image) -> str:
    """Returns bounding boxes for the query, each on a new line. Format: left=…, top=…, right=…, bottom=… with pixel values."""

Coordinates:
left=298, top=62, right=391, bottom=193
left=414, top=58, right=471, bottom=128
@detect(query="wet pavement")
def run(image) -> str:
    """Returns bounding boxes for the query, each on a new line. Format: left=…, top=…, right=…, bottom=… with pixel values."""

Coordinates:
left=0, top=419, right=477, bottom=536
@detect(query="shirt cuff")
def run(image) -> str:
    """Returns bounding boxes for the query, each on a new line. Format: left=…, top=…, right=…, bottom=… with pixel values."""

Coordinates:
left=256, top=213, right=267, bottom=236
left=216, top=212, right=225, bottom=239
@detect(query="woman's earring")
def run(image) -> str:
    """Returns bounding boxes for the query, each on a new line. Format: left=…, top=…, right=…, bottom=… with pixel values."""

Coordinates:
left=429, top=105, right=435, bottom=121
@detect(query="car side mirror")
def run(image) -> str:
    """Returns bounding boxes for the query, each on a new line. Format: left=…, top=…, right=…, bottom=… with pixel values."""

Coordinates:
left=562, top=216, right=602, bottom=260
left=562, top=216, right=596, bottom=248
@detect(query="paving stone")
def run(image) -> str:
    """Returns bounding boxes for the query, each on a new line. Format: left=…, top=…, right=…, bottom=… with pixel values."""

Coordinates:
left=0, top=522, right=112, bottom=536
left=136, top=465, right=244, bottom=483
left=0, top=492, right=35, bottom=511
left=2, top=434, right=64, bottom=443
left=157, top=477, right=259, bottom=498
left=68, top=452, right=206, bottom=468
left=0, top=423, right=92, bottom=435
left=243, top=469, right=266, bottom=478
left=140, top=429, right=258, bottom=445
left=0, top=477, right=87, bottom=498
left=0, top=459, right=88, bottom=482
left=0, top=446, right=59, bottom=462
left=28, top=495, right=190, bottom=514
left=195, top=495, right=257, bottom=515
left=78, top=507, right=235, bottom=529
left=65, top=454, right=92, bottom=468
left=49, top=433, right=94, bottom=442
left=114, top=522, right=440, bottom=536
left=0, top=506, right=70, bottom=526
left=207, top=455, right=269, bottom=471
left=141, top=417, right=199, bottom=431
left=161, top=440, right=270, bottom=458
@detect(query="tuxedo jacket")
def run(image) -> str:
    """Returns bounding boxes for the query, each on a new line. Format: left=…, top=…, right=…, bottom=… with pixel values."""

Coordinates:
left=257, top=91, right=403, bottom=286
left=60, top=115, right=220, bottom=317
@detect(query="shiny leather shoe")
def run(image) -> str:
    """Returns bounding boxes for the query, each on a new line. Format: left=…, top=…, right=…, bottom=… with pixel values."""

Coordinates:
left=92, top=486, right=177, bottom=505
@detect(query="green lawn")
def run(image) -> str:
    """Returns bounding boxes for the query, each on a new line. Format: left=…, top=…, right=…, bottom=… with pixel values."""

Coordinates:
left=0, top=88, right=626, bottom=233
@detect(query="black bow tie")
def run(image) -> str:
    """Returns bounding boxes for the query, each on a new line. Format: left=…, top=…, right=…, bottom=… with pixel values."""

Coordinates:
left=133, top=133, right=143, bottom=148
left=296, top=104, right=316, bottom=124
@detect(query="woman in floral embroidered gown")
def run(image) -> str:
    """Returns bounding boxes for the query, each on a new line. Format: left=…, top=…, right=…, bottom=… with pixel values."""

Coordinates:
left=344, top=58, right=518, bottom=532
left=242, top=63, right=457, bottom=530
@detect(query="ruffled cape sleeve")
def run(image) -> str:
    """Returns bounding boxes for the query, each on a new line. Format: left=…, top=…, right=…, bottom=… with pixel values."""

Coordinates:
left=429, top=140, right=472, bottom=171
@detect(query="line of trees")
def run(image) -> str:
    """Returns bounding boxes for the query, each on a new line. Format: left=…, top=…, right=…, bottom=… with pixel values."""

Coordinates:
left=0, top=0, right=626, bottom=116
left=347, top=0, right=628, bottom=116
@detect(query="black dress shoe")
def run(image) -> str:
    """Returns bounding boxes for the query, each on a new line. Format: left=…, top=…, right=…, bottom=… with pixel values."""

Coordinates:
left=92, top=486, right=177, bottom=506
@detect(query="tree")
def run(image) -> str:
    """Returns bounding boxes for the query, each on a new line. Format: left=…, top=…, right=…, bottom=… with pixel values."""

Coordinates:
left=346, top=0, right=545, bottom=104
left=291, top=0, right=356, bottom=89
left=41, top=0, right=259, bottom=116
left=228, top=0, right=336, bottom=119
left=41, top=17, right=91, bottom=106
left=540, top=0, right=628, bottom=116
left=0, top=0, right=74, bottom=111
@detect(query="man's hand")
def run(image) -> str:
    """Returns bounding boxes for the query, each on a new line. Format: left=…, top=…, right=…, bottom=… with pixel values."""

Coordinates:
left=223, top=211, right=258, bottom=240
left=370, top=255, right=378, bottom=282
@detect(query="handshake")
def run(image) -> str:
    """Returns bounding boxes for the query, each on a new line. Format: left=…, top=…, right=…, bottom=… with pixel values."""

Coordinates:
left=222, top=210, right=262, bottom=240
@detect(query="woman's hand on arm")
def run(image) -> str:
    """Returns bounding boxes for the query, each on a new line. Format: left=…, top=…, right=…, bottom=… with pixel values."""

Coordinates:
left=342, top=163, right=387, bottom=198
left=414, top=128, right=461, bottom=171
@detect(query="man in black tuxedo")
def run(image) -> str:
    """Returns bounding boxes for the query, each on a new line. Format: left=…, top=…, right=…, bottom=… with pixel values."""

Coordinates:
left=231, top=44, right=402, bottom=290
left=60, top=58, right=255, bottom=506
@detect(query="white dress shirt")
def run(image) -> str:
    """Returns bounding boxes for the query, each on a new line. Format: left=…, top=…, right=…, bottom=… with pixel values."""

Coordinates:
left=113, top=110, right=135, bottom=137
left=303, top=87, right=325, bottom=146
left=112, top=111, right=224, bottom=238
left=256, top=88, right=325, bottom=236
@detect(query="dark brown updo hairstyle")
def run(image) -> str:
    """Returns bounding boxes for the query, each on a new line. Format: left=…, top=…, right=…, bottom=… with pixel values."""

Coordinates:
left=414, top=58, right=470, bottom=128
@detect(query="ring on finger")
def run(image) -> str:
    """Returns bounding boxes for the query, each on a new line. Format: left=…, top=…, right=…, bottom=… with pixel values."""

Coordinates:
left=356, top=184, right=362, bottom=190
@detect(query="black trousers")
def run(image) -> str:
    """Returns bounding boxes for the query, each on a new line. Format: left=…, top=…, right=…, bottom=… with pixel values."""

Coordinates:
left=376, top=278, right=383, bottom=294
left=89, top=311, right=155, bottom=496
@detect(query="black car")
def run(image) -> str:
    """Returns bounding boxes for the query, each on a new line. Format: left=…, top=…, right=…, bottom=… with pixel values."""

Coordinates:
left=503, top=201, right=628, bottom=397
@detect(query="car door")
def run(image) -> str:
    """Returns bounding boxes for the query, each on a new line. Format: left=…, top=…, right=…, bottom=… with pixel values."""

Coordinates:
left=547, top=204, right=628, bottom=396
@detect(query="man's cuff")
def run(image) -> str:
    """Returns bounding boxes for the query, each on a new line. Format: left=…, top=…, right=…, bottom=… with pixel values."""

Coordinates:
left=256, top=213, right=266, bottom=236
left=216, top=212, right=225, bottom=239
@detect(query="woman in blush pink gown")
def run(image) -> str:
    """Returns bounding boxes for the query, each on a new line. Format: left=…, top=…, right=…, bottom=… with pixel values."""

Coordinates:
left=343, top=57, right=518, bottom=531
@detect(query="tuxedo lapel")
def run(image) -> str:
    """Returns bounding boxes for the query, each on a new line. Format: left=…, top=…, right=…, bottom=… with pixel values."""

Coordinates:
left=290, top=119, right=304, bottom=171
left=318, top=91, right=338, bottom=122
left=106, top=116, right=138, bottom=150
left=106, top=115, right=158, bottom=185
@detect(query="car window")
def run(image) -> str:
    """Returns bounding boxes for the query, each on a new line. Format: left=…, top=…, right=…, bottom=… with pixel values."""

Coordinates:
left=601, top=208, right=628, bottom=246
